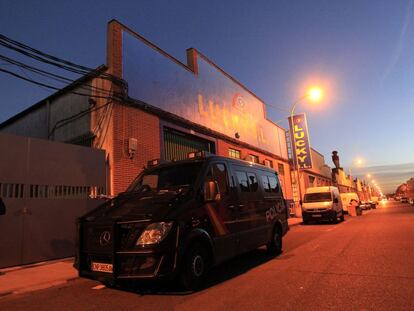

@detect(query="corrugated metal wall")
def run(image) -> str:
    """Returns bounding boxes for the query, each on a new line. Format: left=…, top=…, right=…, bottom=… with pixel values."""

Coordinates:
left=163, top=128, right=215, bottom=161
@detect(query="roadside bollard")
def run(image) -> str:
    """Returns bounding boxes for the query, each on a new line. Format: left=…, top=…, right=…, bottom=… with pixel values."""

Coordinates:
left=348, top=205, right=357, bottom=216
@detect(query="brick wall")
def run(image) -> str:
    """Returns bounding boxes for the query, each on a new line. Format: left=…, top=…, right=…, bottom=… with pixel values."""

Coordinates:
left=110, top=105, right=160, bottom=194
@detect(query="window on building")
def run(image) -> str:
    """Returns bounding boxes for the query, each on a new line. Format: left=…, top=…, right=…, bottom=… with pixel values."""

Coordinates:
left=264, top=159, right=273, bottom=168
left=249, top=154, right=259, bottom=163
left=309, top=175, right=316, bottom=186
left=278, top=163, right=285, bottom=176
left=228, top=148, right=241, bottom=159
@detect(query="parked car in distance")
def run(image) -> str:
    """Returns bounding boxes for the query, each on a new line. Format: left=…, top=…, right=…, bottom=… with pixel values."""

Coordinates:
left=401, top=197, right=409, bottom=203
left=369, top=200, right=377, bottom=209
left=360, top=201, right=371, bottom=210
left=301, top=186, right=344, bottom=224
left=75, top=152, right=289, bottom=291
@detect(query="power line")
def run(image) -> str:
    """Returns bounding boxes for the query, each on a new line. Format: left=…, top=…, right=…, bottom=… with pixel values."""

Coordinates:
left=0, top=32, right=128, bottom=101
left=0, top=33, right=124, bottom=85
left=0, top=67, right=119, bottom=100
left=0, top=54, right=122, bottom=97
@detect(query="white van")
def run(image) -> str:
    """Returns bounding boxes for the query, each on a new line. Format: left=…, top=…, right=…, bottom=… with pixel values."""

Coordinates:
left=301, top=186, right=344, bottom=224
left=340, top=192, right=362, bottom=215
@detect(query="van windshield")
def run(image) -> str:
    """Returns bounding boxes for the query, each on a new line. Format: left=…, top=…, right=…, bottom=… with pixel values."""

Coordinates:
left=304, top=192, right=332, bottom=203
left=128, top=162, right=203, bottom=192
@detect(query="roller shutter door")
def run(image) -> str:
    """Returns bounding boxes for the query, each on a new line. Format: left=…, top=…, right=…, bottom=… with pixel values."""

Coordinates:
left=163, top=127, right=215, bottom=161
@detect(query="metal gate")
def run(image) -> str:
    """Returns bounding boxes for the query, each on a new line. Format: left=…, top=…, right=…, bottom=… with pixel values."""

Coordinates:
left=0, top=134, right=106, bottom=268
left=163, top=127, right=215, bottom=161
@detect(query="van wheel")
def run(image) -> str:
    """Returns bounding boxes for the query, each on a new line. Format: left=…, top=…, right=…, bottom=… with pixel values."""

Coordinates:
left=340, top=210, right=345, bottom=222
left=180, top=243, right=209, bottom=291
left=267, top=228, right=282, bottom=256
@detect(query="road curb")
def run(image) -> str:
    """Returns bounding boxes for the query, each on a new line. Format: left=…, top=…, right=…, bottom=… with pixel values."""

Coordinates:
left=0, top=260, right=78, bottom=298
left=0, top=257, right=74, bottom=275
left=289, top=221, right=302, bottom=227
left=288, top=218, right=303, bottom=228
left=0, top=279, right=73, bottom=298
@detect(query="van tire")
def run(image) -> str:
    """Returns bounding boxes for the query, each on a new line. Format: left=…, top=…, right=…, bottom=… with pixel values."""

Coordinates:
left=180, top=243, right=209, bottom=291
left=340, top=210, right=345, bottom=222
left=267, top=227, right=282, bottom=256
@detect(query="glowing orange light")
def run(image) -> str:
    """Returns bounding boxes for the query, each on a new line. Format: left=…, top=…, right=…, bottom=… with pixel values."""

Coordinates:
left=308, top=87, right=323, bottom=102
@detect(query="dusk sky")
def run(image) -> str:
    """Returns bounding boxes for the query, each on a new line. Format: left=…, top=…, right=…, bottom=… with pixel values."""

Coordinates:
left=1, top=0, right=413, bottom=193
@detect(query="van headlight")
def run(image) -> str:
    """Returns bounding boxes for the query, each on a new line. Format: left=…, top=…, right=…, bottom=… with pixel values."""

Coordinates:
left=136, top=222, right=173, bottom=246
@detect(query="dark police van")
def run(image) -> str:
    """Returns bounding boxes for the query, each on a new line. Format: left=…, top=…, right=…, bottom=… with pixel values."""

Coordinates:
left=75, top=152, right=289, bottom=290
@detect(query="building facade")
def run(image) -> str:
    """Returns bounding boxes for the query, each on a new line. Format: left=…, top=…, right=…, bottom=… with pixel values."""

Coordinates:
left=0, top=20, right=293, bottom=200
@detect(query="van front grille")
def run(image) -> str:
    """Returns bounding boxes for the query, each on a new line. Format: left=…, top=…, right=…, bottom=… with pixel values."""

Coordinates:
left=82, top=224, right=113, bottom=253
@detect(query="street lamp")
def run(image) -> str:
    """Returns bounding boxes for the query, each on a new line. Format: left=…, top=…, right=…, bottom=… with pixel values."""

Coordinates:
left=289, top=86, right=324, bottom=212
left=290, top=87, right=324, bottom=117
left=355, top=158, right=365, bottom=167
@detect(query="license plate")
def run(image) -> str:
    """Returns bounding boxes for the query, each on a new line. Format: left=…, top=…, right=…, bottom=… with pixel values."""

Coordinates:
left=311, top=214, right=322, bottom=218
left=91, top=262, right=113, bottom=273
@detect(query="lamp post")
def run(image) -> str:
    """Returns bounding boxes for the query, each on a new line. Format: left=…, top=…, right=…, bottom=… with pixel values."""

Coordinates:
left=289, top=87, right=323, bottom=214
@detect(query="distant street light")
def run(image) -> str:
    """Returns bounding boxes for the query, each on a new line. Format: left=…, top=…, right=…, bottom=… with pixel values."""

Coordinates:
left=355, top=158, right=364, bottom=166
left=289, top=86, right=324, bottom=212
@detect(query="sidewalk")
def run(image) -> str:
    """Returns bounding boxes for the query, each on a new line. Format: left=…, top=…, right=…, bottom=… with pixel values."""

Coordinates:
left=0, top=258, right=78, bottom=297
left=288, top=216, right=303, bottom=227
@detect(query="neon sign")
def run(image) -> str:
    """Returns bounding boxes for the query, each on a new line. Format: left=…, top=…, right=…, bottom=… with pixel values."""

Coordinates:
left=289, top=113, right=313, bottom=169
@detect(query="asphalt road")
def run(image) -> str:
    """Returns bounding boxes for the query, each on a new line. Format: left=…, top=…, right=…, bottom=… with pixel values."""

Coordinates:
left=1, top=201, right=413, bottom=311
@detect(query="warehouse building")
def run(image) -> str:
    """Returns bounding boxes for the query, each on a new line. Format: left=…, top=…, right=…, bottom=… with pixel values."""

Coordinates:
left=0, top=20, right=293, bottom=201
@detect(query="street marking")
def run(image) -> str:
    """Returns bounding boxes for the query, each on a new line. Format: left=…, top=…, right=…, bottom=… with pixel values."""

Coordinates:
left=91, top=284, right=106, bottom=290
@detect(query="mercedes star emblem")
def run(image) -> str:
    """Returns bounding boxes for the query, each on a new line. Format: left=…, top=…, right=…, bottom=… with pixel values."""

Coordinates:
left=99, top=231, right=111, bottom=246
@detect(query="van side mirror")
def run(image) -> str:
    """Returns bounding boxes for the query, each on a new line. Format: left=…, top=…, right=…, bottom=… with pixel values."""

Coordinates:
left=0, top=198, right=6, bottom=215
left=203, top=181, right=220, bottom=202
left=333, top=198, right=339, bottom=204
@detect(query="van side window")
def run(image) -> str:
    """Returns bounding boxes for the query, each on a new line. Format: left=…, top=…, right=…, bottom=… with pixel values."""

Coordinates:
left=236, top=171, right=250, bottom=192
left=247, top=172, right=258, bottom=192
left=206, top=163, right=229, bottom=194
left=261, top=176, right=271, bottom=192
left=268, top=175, right=279, bottom=193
